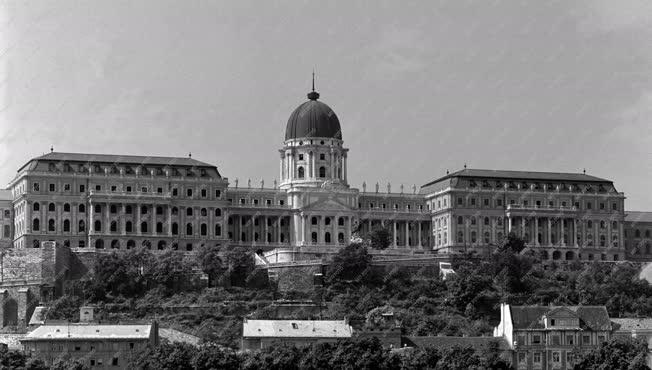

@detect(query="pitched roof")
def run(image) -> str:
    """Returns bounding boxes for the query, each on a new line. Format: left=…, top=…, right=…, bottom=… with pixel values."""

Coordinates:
left=509, top=306, right=611, bottom=331
left=403, top=336, right=510, bottom=351
left=611, top=318, right=652, bottom=332
left=625, top=212, right=652, bottom=224
left=159, top=328, right=201, bottom=346
left=242, top=319, right=352, bottom=338
left=20, top=152, right=215, bottom=171
left=22, top=324, right=152, bottom=341
left=421, top=168, right=611, bottom=189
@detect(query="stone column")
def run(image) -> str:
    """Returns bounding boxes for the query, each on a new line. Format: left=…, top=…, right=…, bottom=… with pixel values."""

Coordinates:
left=119, top=204, right=125, bottom=235
left=136, top=204, right=141, bottom=235
left=607, top=220, right=612, bottom=248
left=346, top=216, right=352, bottom=243
left=417, top=221, right=422, bottom=247
left=264, top=216, right=269, bottom=244
left=618, top=221, right=624, bottom=249
left=57, top=203, right=63, bottom=234
left=152, top=204, right=158, bottom=237
left=561, top=219, right=566, bottom=246
left=343, top=155, right=348, bottom=183
left=104, top=203, right=110, bottom=235
left=573, top=218, right=578, bottom=246
left=392, top=221, right=398, bottom=247
left=404, top=221, right=410, bottom=247
left=209, top=207, right=214, bottom=238
left=167, top=206, right=172, bottom=236
left=318, top=216, right=324, bottom=244
left=279, top=155, right=283, bottom=181
left=508, top=216, right=512, bottom=233
left=534, top=217, right=539, bottom=246
left=89, top=203, right=95, bottom=234
left=547, top=218, right=552, bottom=246
left=303, top=214, right=309, bottom=245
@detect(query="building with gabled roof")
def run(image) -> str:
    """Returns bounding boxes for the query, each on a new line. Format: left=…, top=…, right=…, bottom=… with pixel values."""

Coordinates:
left=21, top=322, right=158, bottom=369
left=494, top=303, right=612, bottom=369
left=241, top=319, right=353, bottom=350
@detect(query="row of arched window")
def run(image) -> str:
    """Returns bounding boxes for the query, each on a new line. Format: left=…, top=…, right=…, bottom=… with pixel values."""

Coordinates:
left=31, top=202, right=223, bottom=217
left=297, top=166, right=330, bottom=179
left=31, top=218, right=222, bottom=236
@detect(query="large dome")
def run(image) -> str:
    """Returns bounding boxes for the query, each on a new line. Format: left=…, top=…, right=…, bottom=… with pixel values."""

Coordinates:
left=285, top=90, right=342, bottom=141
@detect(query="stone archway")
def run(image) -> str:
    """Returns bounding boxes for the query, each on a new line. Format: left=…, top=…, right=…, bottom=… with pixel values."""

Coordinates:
left=3, top=297, right=18, bottom=327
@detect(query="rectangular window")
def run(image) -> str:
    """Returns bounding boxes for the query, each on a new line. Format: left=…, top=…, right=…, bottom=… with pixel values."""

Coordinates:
left=201, top=189, right=207, bottom=197
left=3, top=225, right=9, bottom=238
left=279, top=200, right=285, bottom=206
left=470, top=198, right=476, bottom=206
left=496, top=199, right=503, bottom=207
left=552, top=352, right=560, bottom=363
left=157, top=187, right=163, bottom=193
left=79, top=185, right=85, bottom=193
left=95, top=185, right=101, bottom=191
left=141, top=187, right=147, bottom=192
left=111, top=185, right=117, bottom=192
left=187, top=188, right=193, bottom=197
left=587, top=202, right=592, bottom=209
left=112, top=358, right=119, bottom=366
left=612, top=203, right=617, bottom=210
left=172, top=188, right=178, bottom=196
left=536, top=200, right=541, bottom=206
left=518, top=352, right=526, bottom=363
left=583, top=335, right=590, bottom=344
left=126, top=186, right=132, bottom=192
left=49, top=183, right=55, bottom=192
left=574, top=201, right=580, bottom=208
left=483, top=198, right=489, bottom=206
left=253, top=199, right=259, bottom=205
left=533, top=352, right=541, bottom=363
left=239, top=199, right=246, bottom=205
left=517, top=335, right=525, bottom=345
left=532, top=335, right=541, bottom=344
left=33, top=183, right=40, bottom=192
left=457, top=197, right=463, bottom=205
left=567, top=335, right=574, bottom=345
left=3, top=210, right=9, bottom=218
left=266, top=199, right=272, bottom=205
left=600, top=202, right=605, bottom=210
left=524, top=200, right=529, bottom=207
left=552, top=335, right=560, bottom=345
left=64, top=184, right=70, bottom=191
left=598, top=335, right=606, bottom=343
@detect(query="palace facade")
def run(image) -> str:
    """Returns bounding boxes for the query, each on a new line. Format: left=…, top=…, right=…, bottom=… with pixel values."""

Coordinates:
left=3, top=85, right=651, bottom=262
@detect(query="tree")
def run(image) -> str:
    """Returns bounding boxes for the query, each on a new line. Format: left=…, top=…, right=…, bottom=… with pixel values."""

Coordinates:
left=24, top=358, right=49, bottom=370
left=135, top=342, right=195, bottom=370
left=328, top=338, right=388, bottom=370
left=574, top=336, right=649, bottom=370
left=326, top=243, right=372, bottom=282
left=196, top=244, right=224, bottom=287
left=366, top=227, right=392, bottom=250
left=151, top=250, right=194, bottom=295
left=0, top=347, right=27, bottom=369
left=192, top=342, right=239, bottom=370
left=51, top=354, right=89, bottom=370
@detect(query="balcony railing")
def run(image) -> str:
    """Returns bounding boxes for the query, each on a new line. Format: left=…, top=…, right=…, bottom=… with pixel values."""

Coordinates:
left=88, top=190, right=172, bottom=200
left=507, top=204, right=579, bottom=212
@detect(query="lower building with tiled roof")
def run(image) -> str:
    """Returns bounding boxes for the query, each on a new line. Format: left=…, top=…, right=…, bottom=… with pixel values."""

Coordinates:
left=494, top=303, right=612, bottom=370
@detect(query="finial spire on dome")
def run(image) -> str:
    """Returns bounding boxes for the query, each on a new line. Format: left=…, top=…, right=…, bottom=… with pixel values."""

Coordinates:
left=307, top=70, right=320, bottom=100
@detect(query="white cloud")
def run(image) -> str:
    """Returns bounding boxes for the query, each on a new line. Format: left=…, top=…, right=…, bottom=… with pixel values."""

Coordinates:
left=577, top=0, right=652, bottom=33
left=608, top=91, right=652, bottom=151
left=366, top=25, right=428, bottom=77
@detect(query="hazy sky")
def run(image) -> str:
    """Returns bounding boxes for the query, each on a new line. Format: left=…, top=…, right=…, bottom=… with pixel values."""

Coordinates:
left=1, top=0, right=651, bottom=209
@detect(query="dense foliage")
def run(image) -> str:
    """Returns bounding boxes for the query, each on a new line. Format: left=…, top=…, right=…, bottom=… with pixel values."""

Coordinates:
left=573, top=337, right=649, bottom=370
left=42, top=235, right=652, bottom=357
left=133, top=338, right=511, bottom=370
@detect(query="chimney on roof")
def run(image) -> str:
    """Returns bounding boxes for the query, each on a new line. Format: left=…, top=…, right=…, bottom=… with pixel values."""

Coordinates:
left=80, top=306, right=95, bottom=322
left=50, top=145, right=54, bottom=153
left=464, top=163, right=467, bottom=169
left=583, top=168, right=586, bottom=174
left=188, top=152, right=192, bottom=158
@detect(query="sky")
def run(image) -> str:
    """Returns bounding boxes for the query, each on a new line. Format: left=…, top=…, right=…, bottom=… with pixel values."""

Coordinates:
left=0, top=0, right=651, bottom=209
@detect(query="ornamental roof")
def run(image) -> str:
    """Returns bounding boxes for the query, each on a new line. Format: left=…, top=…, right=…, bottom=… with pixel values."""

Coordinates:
left=22, top=324, right=152, bottom=341
left=242, top=319, right=352, bottom=338
left=19, top=152, right=215, bottom=172
left=509, top=305, right=611, bottom=331
left=625, top=211, right=652, bottom=224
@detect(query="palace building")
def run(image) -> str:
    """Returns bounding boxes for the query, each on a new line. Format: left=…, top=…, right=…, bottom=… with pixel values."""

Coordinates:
left=3, top=83, right=651, bottom=263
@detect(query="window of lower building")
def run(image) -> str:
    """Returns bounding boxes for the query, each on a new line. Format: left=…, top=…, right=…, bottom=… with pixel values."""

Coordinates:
left=533, top=352, right=541, bottom=363
left=532, top=334, right=541, bottom=344
left=552, top=352, right=560, bottom=363
left=112, top=358, right=119, bottom=366
left=582, top=335, right=590, bottom=344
